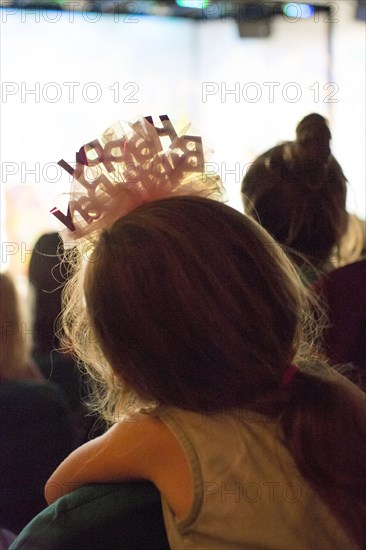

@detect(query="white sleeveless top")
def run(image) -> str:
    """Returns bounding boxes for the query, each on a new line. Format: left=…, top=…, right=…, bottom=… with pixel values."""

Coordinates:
left=159, top=407, right=358, bottom=550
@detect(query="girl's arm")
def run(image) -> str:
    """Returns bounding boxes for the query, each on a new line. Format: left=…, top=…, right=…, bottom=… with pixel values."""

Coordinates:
left=45, top=415, right=160, bottom=504
left=44, top=414, right=193, bottom=518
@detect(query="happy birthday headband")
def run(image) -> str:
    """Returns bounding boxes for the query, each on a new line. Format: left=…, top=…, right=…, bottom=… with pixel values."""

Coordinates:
left=51, top=115, right=224, bottom=241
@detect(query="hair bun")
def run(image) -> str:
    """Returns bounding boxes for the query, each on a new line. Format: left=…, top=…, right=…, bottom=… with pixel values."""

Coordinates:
left=295, top=113, right=332, bottom=163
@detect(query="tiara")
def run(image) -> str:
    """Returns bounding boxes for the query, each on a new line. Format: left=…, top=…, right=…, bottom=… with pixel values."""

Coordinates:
left=51, top=115, right=225, bottom=241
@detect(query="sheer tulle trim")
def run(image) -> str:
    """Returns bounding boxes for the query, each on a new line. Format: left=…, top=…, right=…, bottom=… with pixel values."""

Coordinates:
left=51, top=115, right=225, bottom=242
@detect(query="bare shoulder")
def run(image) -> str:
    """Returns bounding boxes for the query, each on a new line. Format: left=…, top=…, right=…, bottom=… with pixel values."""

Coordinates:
left=106, top=412, right=186, bottom=462
left=114, top=414, right=193, bottom=518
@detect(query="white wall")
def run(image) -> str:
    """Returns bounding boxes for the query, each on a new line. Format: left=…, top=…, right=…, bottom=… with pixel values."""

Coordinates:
left=0, top=2, right=364, bottom=275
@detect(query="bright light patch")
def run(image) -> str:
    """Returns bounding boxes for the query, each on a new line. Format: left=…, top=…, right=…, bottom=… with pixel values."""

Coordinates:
left=176, top=0, right=209, bottom=9
left=283, top=3, right=315, bottom=19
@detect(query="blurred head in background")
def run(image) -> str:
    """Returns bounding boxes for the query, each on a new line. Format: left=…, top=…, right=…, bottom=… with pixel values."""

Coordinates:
left=241, top=113, right=362, bottom=277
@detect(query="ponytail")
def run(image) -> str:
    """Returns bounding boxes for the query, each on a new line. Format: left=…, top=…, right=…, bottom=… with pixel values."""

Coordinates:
left=281, top=366, right=366, bottom=546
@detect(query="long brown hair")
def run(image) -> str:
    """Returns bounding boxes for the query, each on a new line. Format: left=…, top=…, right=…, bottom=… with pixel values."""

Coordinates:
left=62, top=196, right=365, bottom=545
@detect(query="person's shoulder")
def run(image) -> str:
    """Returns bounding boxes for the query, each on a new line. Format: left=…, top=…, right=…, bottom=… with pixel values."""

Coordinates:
left=107, top=412, right=179, bottom=457
left=315, top=256, right=366, bottom=291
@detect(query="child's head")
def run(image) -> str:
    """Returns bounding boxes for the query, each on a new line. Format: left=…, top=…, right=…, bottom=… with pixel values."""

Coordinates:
left=64, top=196, right=308, bottom=419
left=241, top=113, right=348, bottom=267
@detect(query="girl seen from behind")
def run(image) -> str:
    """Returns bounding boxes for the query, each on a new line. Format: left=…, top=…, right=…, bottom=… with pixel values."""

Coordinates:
left=45, top=117, right=366, bottom=549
